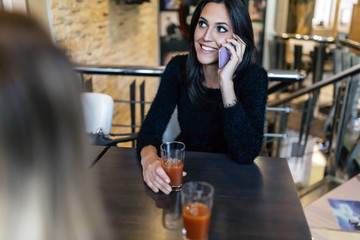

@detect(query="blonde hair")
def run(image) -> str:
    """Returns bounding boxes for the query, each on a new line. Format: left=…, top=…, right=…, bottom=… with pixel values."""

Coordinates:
left=0, top=12, right=110, bottom=240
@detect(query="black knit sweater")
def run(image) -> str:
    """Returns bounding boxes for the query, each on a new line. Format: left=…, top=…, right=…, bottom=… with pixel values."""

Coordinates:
left=137, top=55, right=268, bottom=164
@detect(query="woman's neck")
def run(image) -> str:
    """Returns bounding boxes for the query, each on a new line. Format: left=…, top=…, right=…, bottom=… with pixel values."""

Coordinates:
left=202, top=64, right=219, bottom=89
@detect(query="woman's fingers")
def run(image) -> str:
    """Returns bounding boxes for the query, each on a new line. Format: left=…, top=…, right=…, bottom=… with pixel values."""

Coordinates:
left=155, top=164, right=170, bottom=184
left=153, top=176, right=172, bottom=194
left=143, top=159, right=172, bottom=194
left=225, top=34, right=245, bottom=58
left=154, top=164, right=172, bottom=194
left=233, top=33, right=245, bottom=45
left=232, top=34, right=246, bottom=61
left=145, top=178, right=159, bottom=193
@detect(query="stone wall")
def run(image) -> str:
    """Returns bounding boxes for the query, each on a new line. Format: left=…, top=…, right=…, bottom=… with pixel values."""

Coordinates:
left=51, top=0, right=160, bottom=137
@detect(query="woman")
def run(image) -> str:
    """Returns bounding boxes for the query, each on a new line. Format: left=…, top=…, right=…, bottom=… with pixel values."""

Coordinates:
left=0, top=12, right=110, bottom=240
left=137, top=0, right=268, bottom=194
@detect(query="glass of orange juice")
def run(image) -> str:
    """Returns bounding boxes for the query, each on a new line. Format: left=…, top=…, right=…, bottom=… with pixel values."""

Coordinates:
left=181, top=181, right=214, bottom=240
left=160, top=141, right=185, bottom=191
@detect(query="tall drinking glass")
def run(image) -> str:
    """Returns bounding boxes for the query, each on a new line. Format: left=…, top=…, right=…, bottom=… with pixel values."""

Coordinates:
left=162, top=191, right=182, bottom=230
left=181, top=181, right=214, bottom=240
left=160, top=141, right=185, bottom=191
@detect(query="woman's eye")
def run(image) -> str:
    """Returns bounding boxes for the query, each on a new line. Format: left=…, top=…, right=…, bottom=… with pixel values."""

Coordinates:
left=217, top=26, right=228, bottom=33
left=198, top=20, right=207, bottom=28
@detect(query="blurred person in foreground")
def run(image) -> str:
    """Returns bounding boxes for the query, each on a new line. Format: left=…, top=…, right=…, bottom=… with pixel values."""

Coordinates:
left=0, top=12, right=110, bottom=240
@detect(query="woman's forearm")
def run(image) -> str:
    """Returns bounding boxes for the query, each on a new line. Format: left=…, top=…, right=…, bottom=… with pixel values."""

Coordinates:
left=140, top=145, right=158, bottom=166
left=219, top=80, right=237, bottom=108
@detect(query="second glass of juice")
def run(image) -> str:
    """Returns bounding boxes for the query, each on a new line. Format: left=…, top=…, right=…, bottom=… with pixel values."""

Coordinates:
left=160, top=141, right=185, bottom=191
left=181, top=181, right=214, bottom=240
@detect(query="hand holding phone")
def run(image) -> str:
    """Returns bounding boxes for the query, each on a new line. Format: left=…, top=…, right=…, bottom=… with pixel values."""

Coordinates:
left=218, top=46, right=231, bottom=69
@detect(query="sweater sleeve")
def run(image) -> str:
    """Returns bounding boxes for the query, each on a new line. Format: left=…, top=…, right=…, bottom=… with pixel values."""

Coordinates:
left=222, top=66, right=268, bottom=164
left=136, top=56, right=181, bottom=158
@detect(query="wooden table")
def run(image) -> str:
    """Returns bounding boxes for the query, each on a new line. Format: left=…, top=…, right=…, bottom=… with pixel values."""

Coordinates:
left=87, top=145, right=110, bottom=168
left=91, top=147, right=311, bottom=240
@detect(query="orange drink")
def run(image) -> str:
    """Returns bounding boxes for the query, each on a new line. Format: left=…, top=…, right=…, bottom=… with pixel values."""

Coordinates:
left=162, top=159, right=183, bottom=187
left=181, top=181, right=214, bottom=240
left=183, top=203, right=211, bottom=240
left=161, top=141, right=185, bottom=191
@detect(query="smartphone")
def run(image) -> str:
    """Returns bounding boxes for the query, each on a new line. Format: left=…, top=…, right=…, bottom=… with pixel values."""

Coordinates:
left=218, top=46, right=231, bottom=69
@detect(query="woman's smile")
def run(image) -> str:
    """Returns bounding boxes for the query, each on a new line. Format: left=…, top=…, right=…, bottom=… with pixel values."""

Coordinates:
left=199, top=43, right=218, bottom=53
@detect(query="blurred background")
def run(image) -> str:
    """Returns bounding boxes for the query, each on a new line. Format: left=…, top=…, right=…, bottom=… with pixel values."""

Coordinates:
left=2, top=0, right=360, bottom=232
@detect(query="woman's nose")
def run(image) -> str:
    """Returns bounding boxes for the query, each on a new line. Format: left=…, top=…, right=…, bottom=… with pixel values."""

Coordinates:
left=203, top=28, right=213, bottom=41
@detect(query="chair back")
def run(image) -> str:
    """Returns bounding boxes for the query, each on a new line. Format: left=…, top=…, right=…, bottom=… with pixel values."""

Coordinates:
left=162, top=107, right=181, bottom=142
left=82, top=92, right=114, bottom=134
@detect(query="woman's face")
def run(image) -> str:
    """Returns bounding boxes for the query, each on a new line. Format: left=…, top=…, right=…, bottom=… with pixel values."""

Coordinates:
left=194, top=2, right=234, bottom=66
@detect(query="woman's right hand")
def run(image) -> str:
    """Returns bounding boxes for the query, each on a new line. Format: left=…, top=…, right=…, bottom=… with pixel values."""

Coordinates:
left=140, top=145, right=172, bottom=195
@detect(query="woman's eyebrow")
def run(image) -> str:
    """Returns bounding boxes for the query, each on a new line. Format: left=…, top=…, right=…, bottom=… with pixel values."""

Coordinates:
left=199, top=16, right=208, bottom=22
left=199, top=16, right=229, bottom=27
left=216, top=22, right=229, bottom=27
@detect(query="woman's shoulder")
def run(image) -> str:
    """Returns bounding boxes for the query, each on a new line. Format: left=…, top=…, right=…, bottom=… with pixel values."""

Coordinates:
left=236, top=63, right=268, bottom=89
left=162, top=54, right=188, bottom=85
left=238, top=63, right=268, bottom=83
left=243, top=63, right=268, bottom=78
left=163, top=54, right=188, bottom=82
left=166, top=54, right=188, bottom=69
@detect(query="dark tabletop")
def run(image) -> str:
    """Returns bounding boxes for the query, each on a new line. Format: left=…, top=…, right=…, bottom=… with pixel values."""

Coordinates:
left=87, top=145, right=109, bottom=168
left=91, top=147, right=311, bottom=240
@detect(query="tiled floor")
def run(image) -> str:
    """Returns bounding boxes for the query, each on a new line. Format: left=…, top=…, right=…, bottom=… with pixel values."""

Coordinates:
left=280, top=129, right=324, bottom=187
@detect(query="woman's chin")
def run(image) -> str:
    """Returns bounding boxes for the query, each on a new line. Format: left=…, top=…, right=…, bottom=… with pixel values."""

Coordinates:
left=196, top=57, right=218, bottom=66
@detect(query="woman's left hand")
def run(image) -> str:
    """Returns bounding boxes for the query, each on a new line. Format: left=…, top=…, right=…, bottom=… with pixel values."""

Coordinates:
left=218, top=33, right=246, bottom=82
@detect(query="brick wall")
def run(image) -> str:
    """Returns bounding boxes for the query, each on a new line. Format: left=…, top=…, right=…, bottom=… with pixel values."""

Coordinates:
left=51, top=0, right=160, bottom=137
left=51, top=0, right=159, bottom=65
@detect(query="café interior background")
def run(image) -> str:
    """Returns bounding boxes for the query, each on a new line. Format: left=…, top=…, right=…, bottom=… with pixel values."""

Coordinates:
left=2, top=0, right=360, bottom=190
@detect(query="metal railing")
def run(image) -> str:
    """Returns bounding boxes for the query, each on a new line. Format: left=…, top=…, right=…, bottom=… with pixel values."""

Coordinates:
left=76, top=65, right=304, bottom=148
left=269, top=62, right=360, bottom=173
left=271, top=40, right=360, bottom=197
left=76, top=64, right=305, bottom=98
left=75, top=64, right=305, bottom=81
left=339, top=38, right=360, bottom=51
left=76, top=62, right=358, bottom=169
left=75, top=65, right=165, bottom=77
left=268, top=64, right=360, bottom=107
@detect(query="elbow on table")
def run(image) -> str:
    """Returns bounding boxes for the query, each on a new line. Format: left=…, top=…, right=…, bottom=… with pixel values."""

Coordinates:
left=229, top=142, right=262, bottom=164
left=230, top=151, right=257, bottom=164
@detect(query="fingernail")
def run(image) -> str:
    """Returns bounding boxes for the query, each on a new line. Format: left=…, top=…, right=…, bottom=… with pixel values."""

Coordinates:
left=166, top=178, right=170, bottom=183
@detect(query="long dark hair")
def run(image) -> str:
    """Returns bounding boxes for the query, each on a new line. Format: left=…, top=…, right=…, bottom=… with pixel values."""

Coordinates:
left=186, top=0, right=256, bottom=109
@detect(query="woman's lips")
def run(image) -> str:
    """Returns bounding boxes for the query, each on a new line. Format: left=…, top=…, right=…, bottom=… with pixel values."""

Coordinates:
left=200, top=43, right=217, bottom=53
